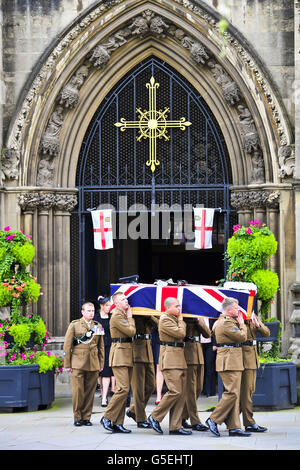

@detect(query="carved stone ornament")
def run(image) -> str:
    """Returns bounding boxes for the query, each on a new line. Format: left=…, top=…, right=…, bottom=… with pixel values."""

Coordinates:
left=128, top=10, right=169, bottom=38
left=57, top=65, right=90, bottom=108
left=278, top=145, right=295, bottom=179
left=17, top=192, right=78, bottom=212
left=0, top=148, right=20, bottom=184
left=37, top=155, right=55, bottom=186
left=237, top=105, right=261, bottom=154
left=250, top=150, right=265, bottom=184
left=39, top=106, right=65, bottom=156
left=230, top=190, right=280, bottom=210
left=208, top=61, right=241, bottom=105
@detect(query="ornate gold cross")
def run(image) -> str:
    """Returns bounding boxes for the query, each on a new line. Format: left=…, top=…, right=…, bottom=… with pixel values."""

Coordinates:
left=114, top=77, right=192, bottom=172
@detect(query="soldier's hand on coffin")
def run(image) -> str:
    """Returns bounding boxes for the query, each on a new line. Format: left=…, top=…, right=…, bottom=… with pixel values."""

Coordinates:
left=126, top=305, right=132, bottom=318
left=236, top=311, right=244, bottom=325
left=250, top=312, right=260, bottom=327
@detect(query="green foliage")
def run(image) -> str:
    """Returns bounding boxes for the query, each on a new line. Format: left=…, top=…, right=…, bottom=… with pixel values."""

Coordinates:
left=12, top=243, right=35, bottom=266
left=0, top=283, right=12, bottom=306
left=0, top=227, right=59, bottom=374
left=225, top=220, right=279, bottom=319
left=8, top=323, right=31, bottom=347
left=251, top=269, right=279, bottom=301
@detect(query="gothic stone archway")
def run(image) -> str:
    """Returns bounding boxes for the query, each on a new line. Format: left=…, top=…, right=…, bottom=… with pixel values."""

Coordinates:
left=2, top=0, right=294, bottom=340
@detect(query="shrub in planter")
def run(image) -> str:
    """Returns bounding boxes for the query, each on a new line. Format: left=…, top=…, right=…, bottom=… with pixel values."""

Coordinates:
left=224, top=220, right=279, bottom=319
left=0, top=226, right=63, bottom=391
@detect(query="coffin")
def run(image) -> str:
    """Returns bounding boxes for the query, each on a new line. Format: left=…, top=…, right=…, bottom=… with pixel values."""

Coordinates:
left=110, top=282, right=257, bottom=319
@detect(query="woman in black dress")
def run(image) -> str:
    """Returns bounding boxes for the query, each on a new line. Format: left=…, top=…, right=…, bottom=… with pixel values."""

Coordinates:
left=96, top=296, right=116, bottom=407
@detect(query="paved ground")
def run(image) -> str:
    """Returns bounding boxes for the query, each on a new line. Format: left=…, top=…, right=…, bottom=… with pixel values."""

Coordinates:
left=1, top=393, right=300, bottom=454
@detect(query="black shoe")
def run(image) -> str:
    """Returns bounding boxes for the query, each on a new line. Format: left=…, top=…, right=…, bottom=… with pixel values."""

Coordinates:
left=82, top=420, right=92, bottom=426
left=182, top=419, right=192, bottom=429
left=100, top=416, right=114, bottom=432
left=74, top=420, right=83, bottom=427
left=126, top=397, right=131, bottom=407
left=169, top=428, right=192, bottom=435
left=205, top=418, right=220, bottom=437
left=126, top=409, right=136, bottom=422
left=137, top=421, right=151, bottom=429
left=245, top=424, right=267, bottom=433
left=101, top=400, right=108, bottom=407
left=229, top=428, right=251, bottom=437
left=192, top=423, right=209, bottom=431
left=113, top=424, right=132, bottom=433
left=148, top=414, right=163, bottom=434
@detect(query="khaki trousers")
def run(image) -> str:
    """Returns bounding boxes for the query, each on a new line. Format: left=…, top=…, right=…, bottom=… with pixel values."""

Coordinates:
left=104, top=366, right=133, bottom=425
left=152, top=368, right=187, bottom=431
left=72, top=369, right=99, bottom=421
left=182, top=364, right=204, bottom=425
left=129, top=362, right=156, bottom=422
left=240, top=368, right=257, bottom=426
left=210, top=370, right=242, bottom=430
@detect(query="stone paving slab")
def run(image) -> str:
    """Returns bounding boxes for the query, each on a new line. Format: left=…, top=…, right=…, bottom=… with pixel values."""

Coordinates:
left=0, top=394, right=300, bottom=452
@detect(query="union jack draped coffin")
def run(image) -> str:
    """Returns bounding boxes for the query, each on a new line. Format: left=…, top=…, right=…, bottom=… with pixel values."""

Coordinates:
left=110, top=283, right=257, bottom=320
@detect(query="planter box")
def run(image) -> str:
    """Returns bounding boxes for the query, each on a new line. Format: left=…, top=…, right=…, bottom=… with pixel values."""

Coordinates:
left=253, top=362, right=297, bottom=410
left=218, top=361, right=297, bottom=411
left=0, top=365, right=54, bottom=411
left=256, top=321, right=280, bottom=343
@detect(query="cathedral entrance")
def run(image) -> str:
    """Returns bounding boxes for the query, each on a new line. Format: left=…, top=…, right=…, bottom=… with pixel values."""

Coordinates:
left=71, top=57, right=235, bottom=316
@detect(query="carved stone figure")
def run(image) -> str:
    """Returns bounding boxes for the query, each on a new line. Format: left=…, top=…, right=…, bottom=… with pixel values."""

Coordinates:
left=0, top=148, right=20, bottom=183
left=57, top=65, right=89, bottom=108
left=208, top=62, right=241, bottom=105
left=250, top=150, right=265, bottom=184
left=237, top=105, right=260, bottom=153
left=18, top=192, right=41, bottom=211
left=37, top=155, right=55, bottom=186
left=128, top=10, right=169, bottom=37
left=40, top=106, right=64, bottom=156
left=102, top=28, right=131, bottom=52
left=88, top=45, right=111, bottom=68
left=178, top=32, right=209, bottom=65
left=54, top=194, right=78, bottom=212
left=278, top=145, right=295, bottom=179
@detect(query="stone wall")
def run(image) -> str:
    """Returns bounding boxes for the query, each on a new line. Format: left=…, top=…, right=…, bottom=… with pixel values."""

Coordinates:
left=202, top=0, right=294, bottom=125
left=0, top=0, right=295, bottom=145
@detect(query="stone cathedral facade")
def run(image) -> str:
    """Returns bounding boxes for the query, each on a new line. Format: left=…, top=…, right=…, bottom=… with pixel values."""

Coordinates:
left=0, top=0, right=299, bottom=396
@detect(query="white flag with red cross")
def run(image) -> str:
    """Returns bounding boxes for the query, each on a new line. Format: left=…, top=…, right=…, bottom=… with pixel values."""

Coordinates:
left=194, top=208, right=214, bottom=249
left=91, top=209, right=113, bottom=250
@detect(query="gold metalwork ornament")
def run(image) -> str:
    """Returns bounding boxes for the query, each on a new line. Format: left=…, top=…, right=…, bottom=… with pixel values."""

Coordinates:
left=114, top=76, right=192, bottom=172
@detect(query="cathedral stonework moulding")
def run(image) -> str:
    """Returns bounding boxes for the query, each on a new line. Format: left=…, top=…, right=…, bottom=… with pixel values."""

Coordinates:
left=4, top=0, right=293, bottom=189
left=230, top=190, right=280, bottom=210
left=18, top=192, right=78, bottom=212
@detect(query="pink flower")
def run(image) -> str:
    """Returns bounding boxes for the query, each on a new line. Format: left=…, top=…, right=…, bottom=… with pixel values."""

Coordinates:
left=4, top=226, right=11, bottom=231
left=233, top=224, right=241, bottom=232
left=254, top=219, right=261, bottom=226
left=25, top=234, right=31, bottom=239
left=245, top=228, right=252, bottom=234
left=249, top=220, right=255, bottom=225
left=6, top=234, right=15, bottom=240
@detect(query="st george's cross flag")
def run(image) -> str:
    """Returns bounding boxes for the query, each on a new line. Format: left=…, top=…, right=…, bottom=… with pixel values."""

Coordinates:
left=91, top=209, right=113, bottom=250
left=109, top=283, right=257, bottom=320
left=194, top=208, right=214, bottom=249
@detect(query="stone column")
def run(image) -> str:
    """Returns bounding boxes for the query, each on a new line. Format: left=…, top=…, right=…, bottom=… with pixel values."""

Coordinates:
left=37, top=193, right=56, bottom=333
left=53, top=193, right=78, bottom=336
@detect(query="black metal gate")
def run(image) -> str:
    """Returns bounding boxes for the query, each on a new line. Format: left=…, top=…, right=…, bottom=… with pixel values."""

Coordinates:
left=71, top=57, right=236, bottom=316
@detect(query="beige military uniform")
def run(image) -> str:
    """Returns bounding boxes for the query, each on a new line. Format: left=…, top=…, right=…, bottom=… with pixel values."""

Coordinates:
left=151, top=313, right=187, bottom=431
left=129, top=315, right=159, bottom=422
left=104, top=307, right=136, bottom=425
left=241, top=316, right=270, bottom=426
left=63, top=318, right=104, bottom=422
left=182, top=318, right=211, bottom=426
left=210, top=314, right=247, bottom=430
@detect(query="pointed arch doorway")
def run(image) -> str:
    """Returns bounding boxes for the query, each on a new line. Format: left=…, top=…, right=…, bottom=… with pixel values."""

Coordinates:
left=71, top=56, right=236, bottom=314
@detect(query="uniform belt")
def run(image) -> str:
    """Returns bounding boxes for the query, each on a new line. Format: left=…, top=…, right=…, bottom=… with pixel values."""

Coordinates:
left=217, top=343, right=242, bottom=348
left=111, top=337, right=134, bottom=343
left=184, top=336, right=201, bottom=343
left=134, top=334, right=151, bottom=340
left=160, top=340, right=184, bottom=348
left=242, top=340, right=257, bottom=346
